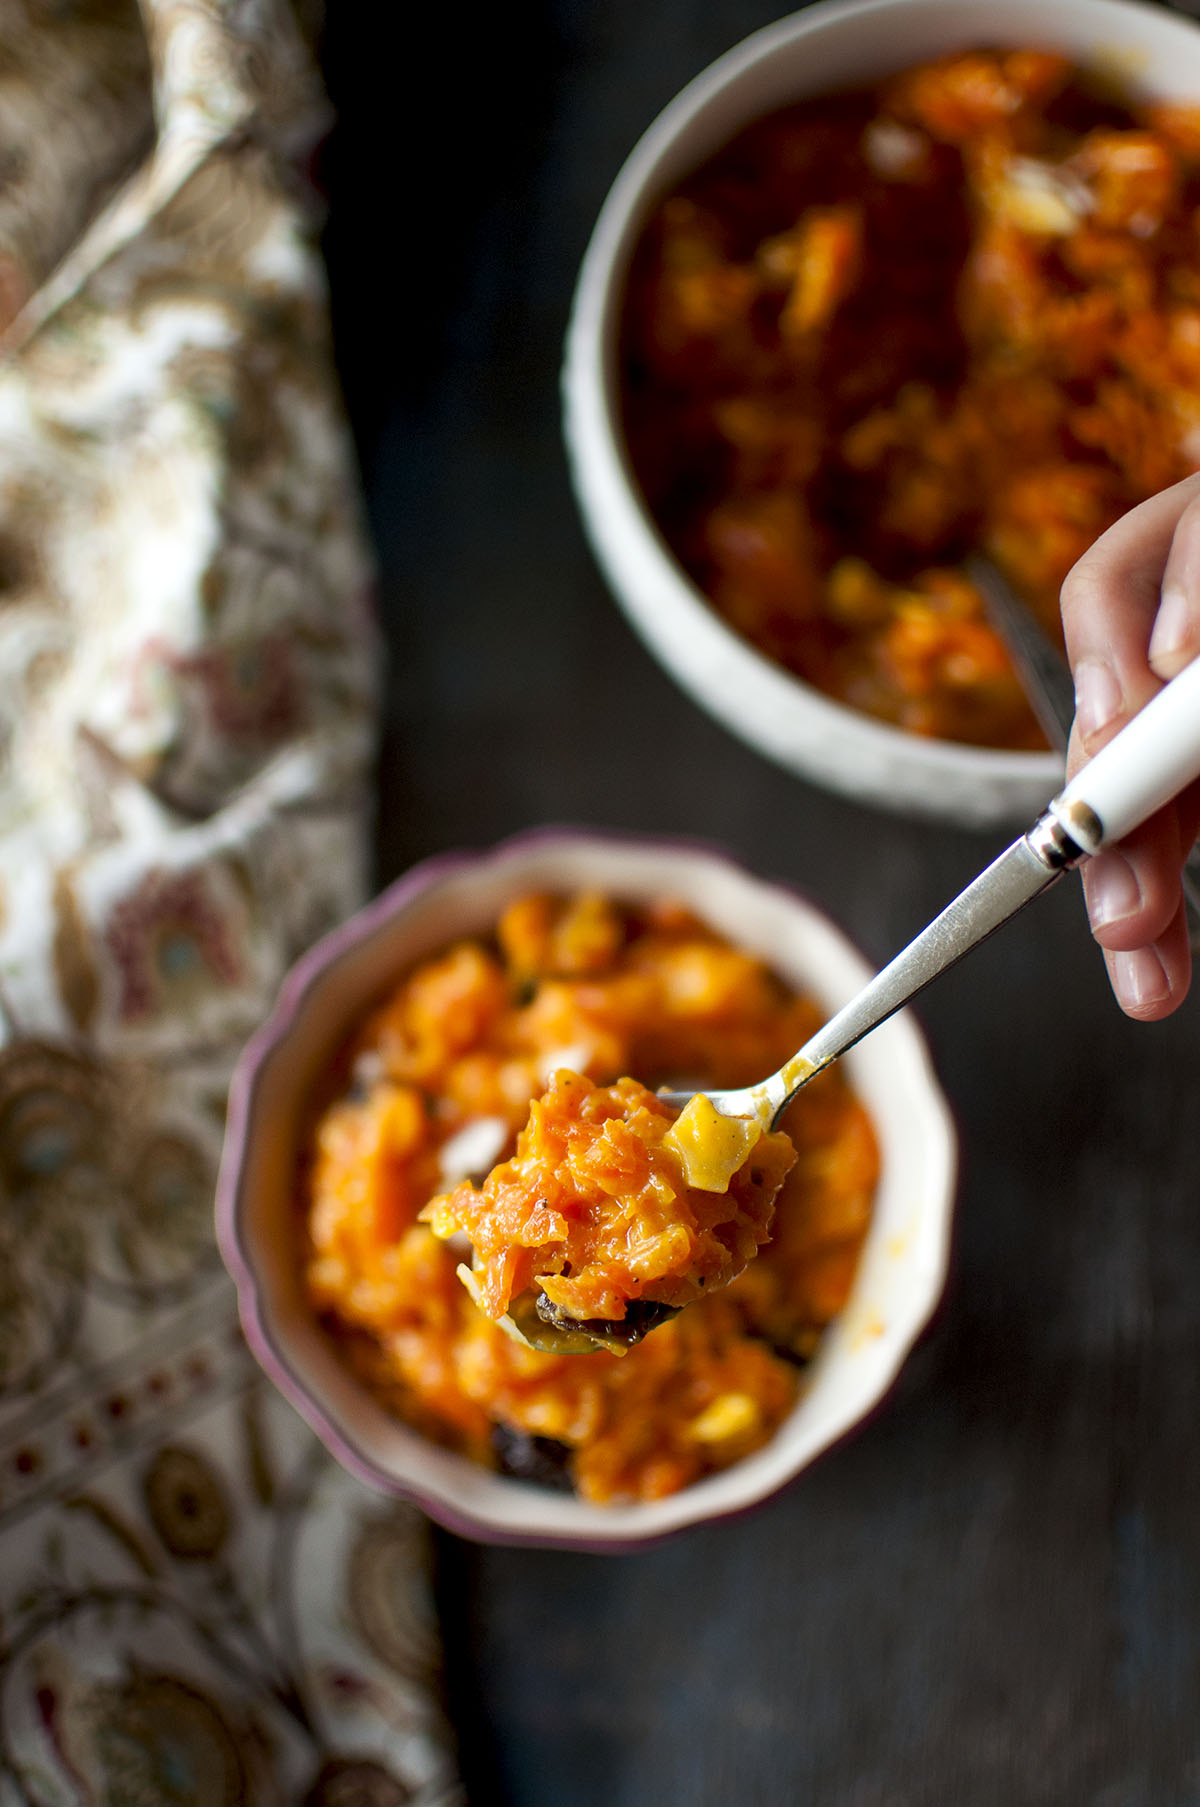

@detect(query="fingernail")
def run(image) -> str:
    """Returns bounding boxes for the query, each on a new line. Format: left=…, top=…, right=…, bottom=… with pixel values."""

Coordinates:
left=1073, top=657, right=1123, bottom=740
left=1111, top=946, right=1171, bottom=1012
left=1084, top=850, right=1142, bottom=928
left=1148, top=583, right=1194, bottom=672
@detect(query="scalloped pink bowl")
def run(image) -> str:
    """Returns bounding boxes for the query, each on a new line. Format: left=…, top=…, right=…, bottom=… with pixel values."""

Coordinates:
left=217, top=829, right=957, bottom=1549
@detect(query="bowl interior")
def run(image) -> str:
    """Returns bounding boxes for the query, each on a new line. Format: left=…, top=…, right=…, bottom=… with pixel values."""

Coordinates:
left=563, top=0, right=1200, bottom=823
left=222, top=833, right=957, bottom=1548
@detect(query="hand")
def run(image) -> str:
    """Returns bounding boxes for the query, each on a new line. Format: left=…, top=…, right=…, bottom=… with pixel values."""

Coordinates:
left=1060, top=472, right=1200, bottom=1020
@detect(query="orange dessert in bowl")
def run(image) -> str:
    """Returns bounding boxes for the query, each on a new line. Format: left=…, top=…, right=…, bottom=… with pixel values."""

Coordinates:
left=219, top=830, right=957, bottom=1546
left=563, top=0, right=1200, bottom=822
left=303, top=889, right=875, bottom=1504
left=619, top=46, right=1200, bottom=748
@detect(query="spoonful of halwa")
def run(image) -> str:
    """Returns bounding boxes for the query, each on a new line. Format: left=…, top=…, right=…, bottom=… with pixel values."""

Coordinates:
left=430, top=652, right=1200, bottom=1354
left=423, top=1067, right=797, bottom=1355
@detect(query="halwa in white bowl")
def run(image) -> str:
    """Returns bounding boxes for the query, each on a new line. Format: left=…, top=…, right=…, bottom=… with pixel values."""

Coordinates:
left=563, top=0, right=1200, bottom=825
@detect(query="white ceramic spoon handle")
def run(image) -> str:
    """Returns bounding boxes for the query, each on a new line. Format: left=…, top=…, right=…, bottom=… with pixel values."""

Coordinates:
left=1048, top=655, right=1200, bottom=856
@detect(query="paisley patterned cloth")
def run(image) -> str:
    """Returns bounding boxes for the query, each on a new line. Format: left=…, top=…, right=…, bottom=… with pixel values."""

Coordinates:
left=0, top=2, right=463, bottom=1799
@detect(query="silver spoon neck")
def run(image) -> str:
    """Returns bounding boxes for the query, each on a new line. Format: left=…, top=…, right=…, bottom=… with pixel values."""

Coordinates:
left=662, top=804, right=1089, bottom=1131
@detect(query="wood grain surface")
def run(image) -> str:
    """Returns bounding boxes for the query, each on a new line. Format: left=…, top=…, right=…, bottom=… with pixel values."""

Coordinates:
left=320, top=6, right=1200, bottom=1801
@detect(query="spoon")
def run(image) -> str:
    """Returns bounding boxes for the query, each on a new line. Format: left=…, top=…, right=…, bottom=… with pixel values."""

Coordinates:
left=658, top=650, right=1200, bottom=1132
left=489, top=651, right=1200, bottom=1357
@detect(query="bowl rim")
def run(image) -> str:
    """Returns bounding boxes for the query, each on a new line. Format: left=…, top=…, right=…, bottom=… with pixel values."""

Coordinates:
left=217, top=825, right=960, bottom=1550
left=561, top=0, right=1200, bottom=820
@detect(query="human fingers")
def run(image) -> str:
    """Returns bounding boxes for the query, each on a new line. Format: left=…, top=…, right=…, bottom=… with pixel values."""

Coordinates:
left=1059, top=477, right=1200, bottom=1013
left=1081, top=788, right=1200, bottom=954
left=1150, top=480, right=1200, bottom=679
left=1061, top=474, right=1200, bottom=759
left=1099, top=890, right=1191, bottom=1022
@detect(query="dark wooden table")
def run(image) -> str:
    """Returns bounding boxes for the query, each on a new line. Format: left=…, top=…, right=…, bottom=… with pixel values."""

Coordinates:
left=320, top=7, right=1200, bottom=1801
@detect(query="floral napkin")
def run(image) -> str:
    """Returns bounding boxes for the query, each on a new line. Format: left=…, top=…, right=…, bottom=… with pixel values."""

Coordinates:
left=0, top=2, right=462, bottom=1799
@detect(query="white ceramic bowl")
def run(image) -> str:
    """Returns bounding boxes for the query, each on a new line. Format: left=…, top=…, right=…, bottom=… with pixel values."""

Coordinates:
left=217, top=829, right=957, bottom=1550
left=563, top=0, right=1200, bottom=825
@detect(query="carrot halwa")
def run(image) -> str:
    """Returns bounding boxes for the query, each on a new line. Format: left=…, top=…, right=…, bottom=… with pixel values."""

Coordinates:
left=303, top=891, right=878, bottom=1504
left=424, top=1068, right=796, bottom=1334
left=620, top=49, right=1200, bottom=747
